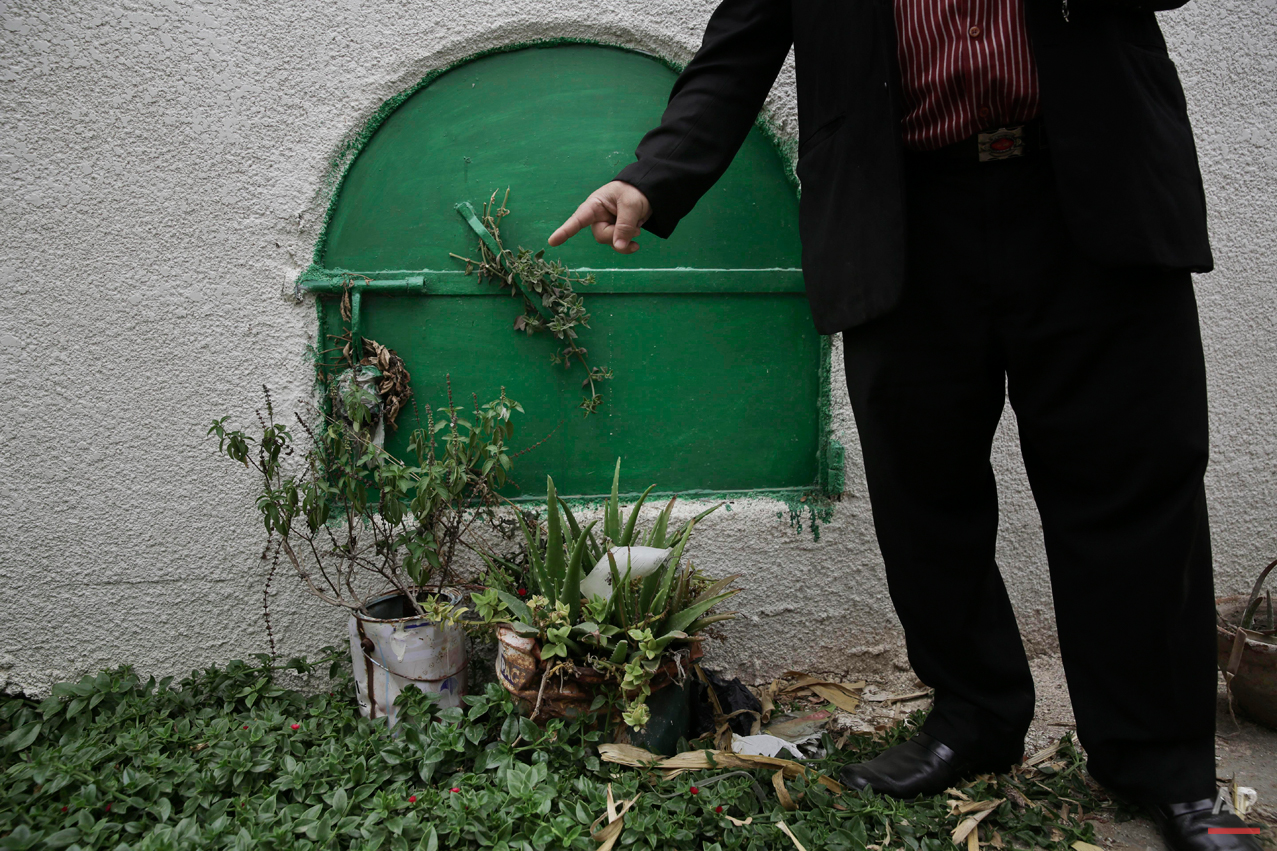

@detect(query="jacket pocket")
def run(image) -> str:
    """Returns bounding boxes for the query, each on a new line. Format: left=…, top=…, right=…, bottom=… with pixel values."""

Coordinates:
left=1122, top=43, right=1189, bottom=118
left=798, top=114, right=846, bottom=158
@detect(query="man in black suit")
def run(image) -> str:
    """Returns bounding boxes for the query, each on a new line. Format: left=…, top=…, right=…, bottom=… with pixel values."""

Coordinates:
left=549, top=2, right=1254, bottom=849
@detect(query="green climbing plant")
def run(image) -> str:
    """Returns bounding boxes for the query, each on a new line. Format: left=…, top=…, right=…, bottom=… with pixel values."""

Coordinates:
left=451, top=189, right=613, bottom=415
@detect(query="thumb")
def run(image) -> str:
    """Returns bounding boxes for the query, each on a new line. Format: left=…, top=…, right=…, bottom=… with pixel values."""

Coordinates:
left=611, top=191, right=648, bottom=253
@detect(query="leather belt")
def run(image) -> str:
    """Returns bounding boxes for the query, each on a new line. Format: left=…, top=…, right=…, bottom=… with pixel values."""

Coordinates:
left=907, top=118, right=1049, bottom=163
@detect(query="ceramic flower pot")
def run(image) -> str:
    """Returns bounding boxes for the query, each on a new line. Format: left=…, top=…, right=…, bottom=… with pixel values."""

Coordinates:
left=493, top=624, right=701, bottom=754
left=1216, top=592, right=1277, bottom=730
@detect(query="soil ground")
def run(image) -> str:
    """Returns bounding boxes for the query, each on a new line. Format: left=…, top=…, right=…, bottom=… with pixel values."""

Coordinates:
left=1025, top=657, right=1277, bottom=851
left=827, top=655, right=1276, bottom=850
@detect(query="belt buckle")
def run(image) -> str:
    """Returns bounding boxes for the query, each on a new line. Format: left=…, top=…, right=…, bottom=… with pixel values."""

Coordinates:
left=978, top=125, right=1025, bottom=162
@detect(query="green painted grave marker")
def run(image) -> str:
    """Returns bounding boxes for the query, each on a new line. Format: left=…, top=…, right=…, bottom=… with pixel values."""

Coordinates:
left=306, top=44, right=836, bottom=497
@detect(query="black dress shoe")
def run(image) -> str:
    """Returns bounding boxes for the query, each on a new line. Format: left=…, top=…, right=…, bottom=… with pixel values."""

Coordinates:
left=839, top=732, right=1022, bottom=799
left=1144, top=799, right=1262, bottom=851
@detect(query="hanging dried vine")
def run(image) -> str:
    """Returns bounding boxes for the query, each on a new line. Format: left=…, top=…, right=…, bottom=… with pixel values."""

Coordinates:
left=451, top=189, right=613, bottom=415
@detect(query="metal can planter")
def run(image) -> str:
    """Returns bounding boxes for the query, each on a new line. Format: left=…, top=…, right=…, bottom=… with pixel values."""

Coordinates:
left=348, top=588, right=468, bottom=727
left=1217, top=593, right=1277, bottom=729
left=494, top=624, right=701, bottom=753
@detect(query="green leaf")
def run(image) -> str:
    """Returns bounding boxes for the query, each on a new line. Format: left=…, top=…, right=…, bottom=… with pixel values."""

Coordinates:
left=561, top=520, right=598, bottom=624
left=651, top=521, right=694, bottom=616
left=667, top=501, right=723, bottom=545
left=3, top=721, right=41, bottom=752
left=684, top=612, right=738, bottom=633
left=638, top=559, right=667, bottom=616
left=556, top=498, right=582, bottom=549
left=648, top=631, right=688, bottom=656
left=604, top=458, right=621, bottom=543
left=617, top=552, right=638, bottom=629
left=619, top=483, right=655, bottom=547
left=495, top=590, right=531, bottom=624
left=517, top=511, right=547, bottom=598
left=607, top=552, right=632, bottom=630
left=543, top=477, right=565, bottom=602
left=695, top=574, right=741, bottom=605
left=559, top=497, right=603, bottom=564
left=646, top=496, right=677, bottom=548
left=43, top=828, right=80, bottom=849
left=540, top=641, right=568, bottom=660
left=664, top=590, right=742, bottom=636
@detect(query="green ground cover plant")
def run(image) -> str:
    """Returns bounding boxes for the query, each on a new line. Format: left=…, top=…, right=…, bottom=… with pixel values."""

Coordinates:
left=1, top=656, right=1116, bottom=851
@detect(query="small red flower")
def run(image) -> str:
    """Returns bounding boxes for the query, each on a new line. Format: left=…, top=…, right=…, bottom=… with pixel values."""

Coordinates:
left=517, top=588, right=528, bottom=597
left=450, top=787, right=461, bottom=794
left=408, top=795, right=417, bottom=803
left=715, top=805, right=723, bottom=813
left=690, top=786, right=699, bottom=795
left=105, top=803, right=112, bottom=812
left=61, top=806, right=68, bottom=812
left=243, top=725, right=249, bottom=730
left=291, top=724, right=300, bottom=730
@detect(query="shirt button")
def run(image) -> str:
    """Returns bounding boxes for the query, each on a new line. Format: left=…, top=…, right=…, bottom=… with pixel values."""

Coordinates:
left=978, top=106, right=991, bottom=119
left=969, top=25, right=981, bottom=37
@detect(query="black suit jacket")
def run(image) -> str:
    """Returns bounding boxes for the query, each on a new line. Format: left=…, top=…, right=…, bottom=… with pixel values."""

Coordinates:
left=615, top=0, right=1213, bottom=334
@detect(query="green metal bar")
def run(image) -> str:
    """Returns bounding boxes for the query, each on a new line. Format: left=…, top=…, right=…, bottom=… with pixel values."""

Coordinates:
left=299, top=276, right=426, bottom=294
left=298, top=269, right=805, bottom=295
left=350, top=289, right=363, bottom=361
left=513, top=485, right=822, bottom=505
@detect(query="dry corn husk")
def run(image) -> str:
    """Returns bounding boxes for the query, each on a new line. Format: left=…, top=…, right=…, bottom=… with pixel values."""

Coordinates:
left=598, top=744, right=844, bottom=794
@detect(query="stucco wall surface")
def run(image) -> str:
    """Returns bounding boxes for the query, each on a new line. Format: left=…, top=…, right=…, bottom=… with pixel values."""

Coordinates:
left=0, top=0, right=1273, bottom=697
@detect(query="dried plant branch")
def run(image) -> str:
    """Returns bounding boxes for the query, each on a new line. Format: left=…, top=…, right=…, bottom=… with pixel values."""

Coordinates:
left=453, top=189, right=613, bottom=415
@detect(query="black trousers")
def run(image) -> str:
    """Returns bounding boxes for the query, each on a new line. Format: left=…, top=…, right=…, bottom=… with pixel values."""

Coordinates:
left=842, top=150, right=1217, bottom=803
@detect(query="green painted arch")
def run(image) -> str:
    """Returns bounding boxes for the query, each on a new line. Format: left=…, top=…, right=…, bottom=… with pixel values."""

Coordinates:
left=320, top=43, right=801, bottom=271
left=308, top=43, right=833, bottom=497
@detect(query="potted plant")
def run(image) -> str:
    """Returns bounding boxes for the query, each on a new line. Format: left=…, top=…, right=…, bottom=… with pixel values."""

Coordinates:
left=209, top=375, right=524, bottom=726
left=481, top=461, right=738, bottom=754
left=1217, top=557, right=1277, bottom=728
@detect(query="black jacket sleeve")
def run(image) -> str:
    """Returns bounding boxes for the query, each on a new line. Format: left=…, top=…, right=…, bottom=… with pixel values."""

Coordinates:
left=614, top=0, right=793, bottom=238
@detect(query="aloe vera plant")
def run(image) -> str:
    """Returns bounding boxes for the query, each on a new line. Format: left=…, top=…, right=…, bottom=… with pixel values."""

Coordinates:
left=488, top=461, right=738, bottom=729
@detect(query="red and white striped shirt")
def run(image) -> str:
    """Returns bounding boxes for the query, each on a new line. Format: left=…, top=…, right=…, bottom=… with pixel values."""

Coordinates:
left=894, top=0, right=1042, bottom=150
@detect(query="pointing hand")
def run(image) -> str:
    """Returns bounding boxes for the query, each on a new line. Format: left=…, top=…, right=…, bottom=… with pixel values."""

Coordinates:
left=548, top=181, right=652, bottom=254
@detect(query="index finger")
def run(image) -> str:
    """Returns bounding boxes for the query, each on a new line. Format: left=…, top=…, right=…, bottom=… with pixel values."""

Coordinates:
left=548, top=197, right=608, bottom=247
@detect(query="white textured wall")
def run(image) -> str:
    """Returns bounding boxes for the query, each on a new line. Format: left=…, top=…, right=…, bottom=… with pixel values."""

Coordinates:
left=1, top=0, right=1273, bottom=696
